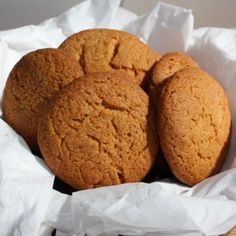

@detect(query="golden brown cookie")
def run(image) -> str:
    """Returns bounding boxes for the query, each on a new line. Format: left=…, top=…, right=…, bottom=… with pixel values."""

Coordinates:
left=158, top=67, right=231, bottom=186
left=38, top=72, right=158, bottom=190
left=150, top=52, right=198, bottom=106
left=59, top=29, right=160, bottom=89
left=3, top=48, right=83, bottom=151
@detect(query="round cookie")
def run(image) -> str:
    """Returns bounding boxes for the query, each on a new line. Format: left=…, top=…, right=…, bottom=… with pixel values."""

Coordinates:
left=158, top=67, right=231, bottom=186
left=3, top=48, right=84, bottom=150
left=150, top=52, right=198, bottom=106
left=59, top=29, right=160, bottom=89
left=38, top=72, right=158, bottom=190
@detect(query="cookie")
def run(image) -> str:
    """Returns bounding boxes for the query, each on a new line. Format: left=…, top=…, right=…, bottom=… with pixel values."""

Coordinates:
left=158, top=67, right=231, bottom=186
left=150, top=52, right=198, bottom=106
left=3, top=48, right=83, bottom=150
left=59, top=29, right=160, bottom=89
left=38, top=72, right=158, bottom=190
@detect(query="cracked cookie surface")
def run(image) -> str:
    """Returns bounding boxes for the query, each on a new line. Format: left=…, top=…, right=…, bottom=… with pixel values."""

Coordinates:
left=59, top=29, right=160, bottom=88
left=158, top=67, right=231, bottom=186
left=38, top=72, right=158, bottom=190
left=150, top=52, right=198, bottom=106
left=3, top=48, right=83, bottom=150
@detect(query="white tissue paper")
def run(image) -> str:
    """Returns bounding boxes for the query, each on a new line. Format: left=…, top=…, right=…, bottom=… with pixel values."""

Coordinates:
left=0, top=0, right=236, bottom=235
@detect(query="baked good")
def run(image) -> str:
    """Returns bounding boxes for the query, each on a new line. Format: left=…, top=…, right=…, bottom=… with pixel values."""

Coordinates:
left=38, top=72, right=158, bottom=189
left=3, top=48, right=83, bottom=150
left=59, top=29, right=160, bottom=89
left=158, top=67, right=231, bottom=186
left=150, top=52, right=198, bottom=106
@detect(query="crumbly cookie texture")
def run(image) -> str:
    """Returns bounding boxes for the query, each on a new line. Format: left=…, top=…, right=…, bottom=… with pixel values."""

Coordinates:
left=150, top=52, right=198, bottom=106
left=158, top=67, right=231, bottom=186
left=3, top=48, right=83, bottom=150
left=59, top=29, right=160, bottom=88
left=38, top=72, right=158, bottom=190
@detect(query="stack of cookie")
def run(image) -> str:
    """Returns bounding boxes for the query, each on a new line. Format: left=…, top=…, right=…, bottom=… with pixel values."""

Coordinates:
left=151, top=54, right=231, bottom=186
left=2, top=29, right=231, bottom=190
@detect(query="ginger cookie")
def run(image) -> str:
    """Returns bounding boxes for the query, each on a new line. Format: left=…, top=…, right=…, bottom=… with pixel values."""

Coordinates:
left=158, top=67, right=231, bottom=186
left=150, top=52, right=198, bottom=106
left=3, top=48, right=83, bottom=150
left=38, top=72, right=158, bottom=190
left=59, top=29, right=160, bottom=89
